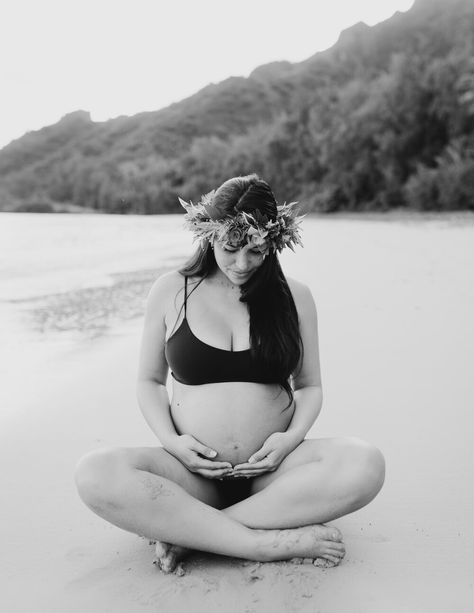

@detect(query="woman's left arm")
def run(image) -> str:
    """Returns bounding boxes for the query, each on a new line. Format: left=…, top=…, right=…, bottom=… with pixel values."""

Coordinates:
left=232, top=281, right=323, bottom=476
left=284, top=383, right=323, bottom=447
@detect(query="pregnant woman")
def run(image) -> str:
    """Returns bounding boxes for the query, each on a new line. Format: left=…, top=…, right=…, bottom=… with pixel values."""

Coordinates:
left=75, top=174, right=385, bottom=573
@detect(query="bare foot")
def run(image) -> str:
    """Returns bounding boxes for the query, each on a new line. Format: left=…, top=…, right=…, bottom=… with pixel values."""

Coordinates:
left=152, top=540, right=190, bottom=574
left=259, top=524, right=345, bottom=567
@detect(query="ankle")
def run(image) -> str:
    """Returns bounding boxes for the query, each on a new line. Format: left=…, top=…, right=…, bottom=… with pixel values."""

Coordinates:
left=253, top=528, right=285, bottom=563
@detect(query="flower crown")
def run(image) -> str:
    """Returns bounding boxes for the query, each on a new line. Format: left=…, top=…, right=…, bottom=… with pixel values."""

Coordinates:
left=178, top=189, right=305, bottom=254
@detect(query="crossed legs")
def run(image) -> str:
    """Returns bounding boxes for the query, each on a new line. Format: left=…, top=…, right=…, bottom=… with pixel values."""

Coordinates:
left=75, top=437, right=385, bottom=570
left=225, top=437, right=385, bottom=527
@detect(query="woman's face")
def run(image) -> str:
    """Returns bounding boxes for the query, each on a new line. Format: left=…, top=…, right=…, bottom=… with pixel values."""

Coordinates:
left=213, top=239, right=267, bottom=285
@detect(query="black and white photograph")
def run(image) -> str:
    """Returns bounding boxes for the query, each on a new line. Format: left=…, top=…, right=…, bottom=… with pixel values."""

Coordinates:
left=1, top=0, right=473, bottom=611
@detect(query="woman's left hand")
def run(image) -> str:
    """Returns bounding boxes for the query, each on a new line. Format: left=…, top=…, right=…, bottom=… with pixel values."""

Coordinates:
left=229, top=432, right=299, bottom=477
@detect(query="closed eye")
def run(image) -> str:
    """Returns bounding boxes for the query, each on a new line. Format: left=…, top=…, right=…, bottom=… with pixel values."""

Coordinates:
left=221, top=245, right=263, bottom=256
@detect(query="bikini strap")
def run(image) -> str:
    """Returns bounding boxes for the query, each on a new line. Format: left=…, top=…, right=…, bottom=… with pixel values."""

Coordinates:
left=183, top=275, right=206, bottom=319
left=184, top=275, right=188, bottom=316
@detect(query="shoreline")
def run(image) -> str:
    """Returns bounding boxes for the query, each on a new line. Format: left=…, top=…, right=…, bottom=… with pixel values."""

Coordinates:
left=13, top=266, right=173, bottom=338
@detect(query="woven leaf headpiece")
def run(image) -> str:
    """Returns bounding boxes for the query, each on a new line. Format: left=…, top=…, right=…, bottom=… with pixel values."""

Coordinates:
left=178, top=190, right=304, bottom=254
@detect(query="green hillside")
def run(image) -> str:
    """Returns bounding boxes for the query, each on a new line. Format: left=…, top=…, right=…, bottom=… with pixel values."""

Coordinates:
left=1, top=0, right=473, bottom=213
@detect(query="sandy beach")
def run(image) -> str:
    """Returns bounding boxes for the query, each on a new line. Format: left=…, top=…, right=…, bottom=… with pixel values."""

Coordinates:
left=1, top=212, right=473, bottom=612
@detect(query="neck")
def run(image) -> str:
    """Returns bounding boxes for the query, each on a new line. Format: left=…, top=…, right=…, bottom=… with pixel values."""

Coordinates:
left=207, top=268, right=242, bottom=295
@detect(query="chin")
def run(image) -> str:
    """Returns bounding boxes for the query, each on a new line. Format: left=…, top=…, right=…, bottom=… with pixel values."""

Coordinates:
left=228, top=272, right=254, bottom=284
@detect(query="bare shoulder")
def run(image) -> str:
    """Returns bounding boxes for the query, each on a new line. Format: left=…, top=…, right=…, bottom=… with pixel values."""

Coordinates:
left=286, top=276, right=317, bottom=314
left=146, top=270, right=184, bottom=314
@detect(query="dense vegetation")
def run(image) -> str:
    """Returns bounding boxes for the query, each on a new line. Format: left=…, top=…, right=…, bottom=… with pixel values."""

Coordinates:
left=1, top=0, right=473, bottom=214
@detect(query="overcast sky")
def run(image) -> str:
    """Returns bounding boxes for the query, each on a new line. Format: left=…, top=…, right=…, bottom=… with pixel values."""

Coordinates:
left=0, top=0, right=415, bottom=150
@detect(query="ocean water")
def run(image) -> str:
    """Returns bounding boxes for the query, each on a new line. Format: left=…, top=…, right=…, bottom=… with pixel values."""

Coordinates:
left=0, top=213, right=193, bottom=414
left=0, top=212, right=192, bottom=301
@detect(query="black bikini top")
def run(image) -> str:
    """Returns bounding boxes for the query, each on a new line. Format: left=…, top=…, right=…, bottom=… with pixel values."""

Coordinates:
left=164, top=276, right=275, bottom=385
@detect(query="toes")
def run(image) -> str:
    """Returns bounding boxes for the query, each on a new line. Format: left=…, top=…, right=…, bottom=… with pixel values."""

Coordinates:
left=313, top=558, right=333, bottom=568
left=158, top=544, right=190, bottom=573
left=153, top=541, right=180, bottom=574
left=174, top=563, right=186, bottom=577
left=161, top=555, right=178, bottom=573
left=154, top=541, right=170, bottom=558
left=321, top=524, right=343, bottom=542
left=159, top=549, right=180, bottom=573
left=329, top=528, right=343, bottom=542
left=324, top=543, right=345, bottom=561
left=314, top=554, right=341, bottom=567
left=152, top=557, right=162, bottom=570
left=327, top=542, right=346, bottom=554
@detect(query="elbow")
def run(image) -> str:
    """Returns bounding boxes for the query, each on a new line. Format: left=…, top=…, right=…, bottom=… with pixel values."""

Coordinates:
left=294, top=381, right=323, bottom=395
left=314, top=385, right=323, bottom=416
left=137, top=370, right=168, bottom=387
left=136, top=376, right=167, bottom=397
left=294, top=383, right=323, bottom=412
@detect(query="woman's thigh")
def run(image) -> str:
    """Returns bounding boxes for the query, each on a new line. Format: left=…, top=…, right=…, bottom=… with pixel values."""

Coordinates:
left=82, top=445, right=222, bottom=509
left=248, top=436, right=382, bottom=496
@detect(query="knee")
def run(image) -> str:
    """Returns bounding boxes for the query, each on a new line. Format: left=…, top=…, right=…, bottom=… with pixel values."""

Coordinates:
left=74, top=447, right=128, bottom=510
left=339, top=437, right=386, bottom=505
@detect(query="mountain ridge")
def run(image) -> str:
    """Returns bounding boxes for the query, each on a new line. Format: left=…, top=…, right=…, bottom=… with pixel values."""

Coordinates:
left=1, top=0, right=473, bottom=213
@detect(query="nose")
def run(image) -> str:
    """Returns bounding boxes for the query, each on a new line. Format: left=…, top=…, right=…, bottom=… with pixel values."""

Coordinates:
left=234, top=250, right=250, bottom=271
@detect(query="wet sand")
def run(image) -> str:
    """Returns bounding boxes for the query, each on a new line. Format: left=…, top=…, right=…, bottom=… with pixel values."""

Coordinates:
left=1, top=213, right=473, bottom=612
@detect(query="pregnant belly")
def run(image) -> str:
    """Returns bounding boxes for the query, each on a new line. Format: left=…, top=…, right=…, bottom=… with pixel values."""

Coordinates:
left=170, top=380, right=294, bottom=466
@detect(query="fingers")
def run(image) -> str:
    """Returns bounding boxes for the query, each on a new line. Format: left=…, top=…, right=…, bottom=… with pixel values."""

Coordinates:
left=181, top=434, right=220, bottom=460
left=232, top=459, right=272, bottom=475
left=181, top=437, right=232, bottom=469
left=233, top=459, right=268, bottom=471
left=191, top=440, right=218, bottom=459
left=247, top=447, right=269, bottom=464
left=196, top=468, right=234, bottom=479
left=228, top=470, right=268, bottom=477
left=190, top=458, right=233, bottom=470
left=227, top=463, right=271, bottom=477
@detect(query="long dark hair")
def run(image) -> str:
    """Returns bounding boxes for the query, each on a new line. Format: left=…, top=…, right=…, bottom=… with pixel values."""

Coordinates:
left=178, top=174, right=303, bottom=407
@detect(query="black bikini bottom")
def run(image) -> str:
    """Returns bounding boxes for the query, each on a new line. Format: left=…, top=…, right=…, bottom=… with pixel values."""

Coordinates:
left=218, top=476, right=254, bottom=508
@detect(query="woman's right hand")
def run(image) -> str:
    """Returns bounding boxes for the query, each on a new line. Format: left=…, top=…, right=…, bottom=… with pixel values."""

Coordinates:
left=165, top=434, right=233, bottom=479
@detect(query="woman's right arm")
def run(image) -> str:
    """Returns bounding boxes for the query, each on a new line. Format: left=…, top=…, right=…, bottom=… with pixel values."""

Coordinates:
left=136, top=272, right=233, bottom=478
left=136, top=272, right=181, bottom=447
